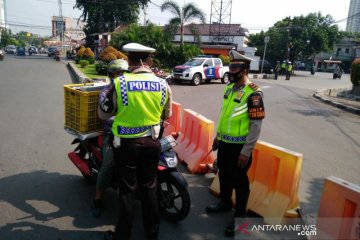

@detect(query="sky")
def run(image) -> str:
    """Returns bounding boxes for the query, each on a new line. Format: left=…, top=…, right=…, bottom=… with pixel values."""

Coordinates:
left=4, top=0, right=351, bottom=36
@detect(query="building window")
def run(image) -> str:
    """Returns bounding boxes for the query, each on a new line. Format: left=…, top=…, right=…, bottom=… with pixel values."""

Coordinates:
left=345, top=48, right=349, bottom=54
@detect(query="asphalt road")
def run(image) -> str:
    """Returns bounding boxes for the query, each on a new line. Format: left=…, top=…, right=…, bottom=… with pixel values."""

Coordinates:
left=0, top=54, right=359, bottom=240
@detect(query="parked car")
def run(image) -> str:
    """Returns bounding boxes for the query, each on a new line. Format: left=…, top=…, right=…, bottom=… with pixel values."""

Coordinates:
left=17, top=47, right=25, bottom=56
left=172, top=57, right=229, bottom=86
left=48, top=47, right=58, bottom=57
left=5, top=45, right=17, bottom=54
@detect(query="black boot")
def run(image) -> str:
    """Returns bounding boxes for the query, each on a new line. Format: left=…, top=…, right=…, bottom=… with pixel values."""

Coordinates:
left=206, top=200, right=232, bottom=213
left=90, top=199, right=102, bottom=218
left=146, top=224, right=159, bottom=240
left=224, top=219, right=235, bottom=237
left=234, top=191, right=250, bottom=217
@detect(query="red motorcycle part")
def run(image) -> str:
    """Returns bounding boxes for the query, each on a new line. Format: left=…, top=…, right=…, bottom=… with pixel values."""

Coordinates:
left=68, top=152, right=91, bottom=176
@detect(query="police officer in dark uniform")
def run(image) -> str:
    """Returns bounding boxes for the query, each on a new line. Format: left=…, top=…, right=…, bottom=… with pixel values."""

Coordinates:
left=206, top=50, right=265, bottom=237
left=98, top=43, right=172, bottom=240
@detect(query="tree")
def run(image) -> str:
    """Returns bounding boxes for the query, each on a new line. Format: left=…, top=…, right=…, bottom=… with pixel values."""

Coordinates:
left=110, top=23, right=202, bottom=68
left=0, top=29, right=18, bottom=47
left=74, top=0, right=149, bottom=37
left=160, top=1, right=205, bottom=47
left=249, top=13, right=342, bottom=65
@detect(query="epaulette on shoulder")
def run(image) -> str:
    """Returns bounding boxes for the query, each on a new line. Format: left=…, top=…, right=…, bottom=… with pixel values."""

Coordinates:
left=248, top=82, right=260, bottom=91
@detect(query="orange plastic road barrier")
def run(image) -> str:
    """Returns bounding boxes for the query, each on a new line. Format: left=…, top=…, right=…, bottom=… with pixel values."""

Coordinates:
left=316, top=176, right=360, bottom=240
left=175, top=109, right=215, bottom=173
left=209, top=140, right=303, bottom=224
left=163, top=101, right=182, bottom=136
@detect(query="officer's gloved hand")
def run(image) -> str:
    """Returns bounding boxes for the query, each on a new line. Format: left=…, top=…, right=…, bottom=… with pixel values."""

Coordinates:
left=212, top=138, right=219, bottom=151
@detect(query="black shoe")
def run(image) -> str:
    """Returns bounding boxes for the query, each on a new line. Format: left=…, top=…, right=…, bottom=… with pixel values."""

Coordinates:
left=224, top=225, right=235, bottom=237
left=206, top=201, right=232, bottom=213
left=146, top=224, right=159, bottom=240
left=91, top=199, right=102, bottom=218
left=104, top=231, right=115, bottom=240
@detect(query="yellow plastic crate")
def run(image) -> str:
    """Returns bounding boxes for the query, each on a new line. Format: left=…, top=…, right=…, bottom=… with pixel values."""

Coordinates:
left=64, top=83, right=104, bottom=133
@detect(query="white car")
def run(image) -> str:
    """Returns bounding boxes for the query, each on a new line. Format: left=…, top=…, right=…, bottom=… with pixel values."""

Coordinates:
left=172, top=57, right=229, bottom=86
left=5, top=45, right=17, bottom=54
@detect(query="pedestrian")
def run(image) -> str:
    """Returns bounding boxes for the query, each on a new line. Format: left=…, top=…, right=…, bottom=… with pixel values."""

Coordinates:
left=98, top=43, right=172, bottom=240
left=91, top=59, right=129, bottom=218
left=285, top=61, right=292, bottom=80
left=280, top=60, right=286, bottom=75
left=274, top=61, right=280, bottom=80
left=206, top=49, right=265, bottom=237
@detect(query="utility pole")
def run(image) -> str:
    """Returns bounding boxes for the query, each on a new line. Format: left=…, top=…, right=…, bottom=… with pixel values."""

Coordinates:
left=261, top=36, right=270, bottom=74
left=58, top=0, right=64, bottom=54
left=143, top=4, right=147, bottom=26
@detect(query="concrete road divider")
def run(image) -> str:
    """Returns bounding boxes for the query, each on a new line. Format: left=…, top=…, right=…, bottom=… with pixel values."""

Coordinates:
left=175, top=109, right=215, bottom=173
left=317, top=176, right=360, bottom=240
left=163, top=101, right=182, bottom=136
left=210, top=140, right=303, bottom=224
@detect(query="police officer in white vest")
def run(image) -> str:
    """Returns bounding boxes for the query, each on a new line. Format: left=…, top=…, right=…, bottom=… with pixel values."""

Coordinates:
left=98, top=43, right=172, bottom=240
left=206, top=50, right=265, bottom=237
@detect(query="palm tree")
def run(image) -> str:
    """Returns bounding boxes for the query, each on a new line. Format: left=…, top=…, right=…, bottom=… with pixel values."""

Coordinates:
left=160, top=1, right=206, bottom=47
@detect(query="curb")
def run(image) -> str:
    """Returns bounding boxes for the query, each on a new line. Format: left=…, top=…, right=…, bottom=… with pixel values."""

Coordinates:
left=313, top=90, right=360, bottom=115
left=250, top=74, right=274, bottom=79
left=67, top=62, right=90, bottom=83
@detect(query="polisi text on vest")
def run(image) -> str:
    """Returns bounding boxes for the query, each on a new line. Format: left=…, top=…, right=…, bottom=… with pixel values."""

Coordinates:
left=128, top=81, right=160, bottom=92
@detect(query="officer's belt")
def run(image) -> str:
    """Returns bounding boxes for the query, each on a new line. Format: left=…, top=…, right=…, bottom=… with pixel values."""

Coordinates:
left=217, top=133, right=247, bottom=142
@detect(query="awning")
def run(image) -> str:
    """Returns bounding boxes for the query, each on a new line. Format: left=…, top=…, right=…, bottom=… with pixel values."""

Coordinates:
left=324, top=60, right=342, bottom=64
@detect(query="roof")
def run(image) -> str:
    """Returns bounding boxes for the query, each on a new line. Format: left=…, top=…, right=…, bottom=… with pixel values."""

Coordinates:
left=324, top=60, right=342, bottom=64
left=113, top=25, right=129, bottom=33
left=173, top=23, right=248, bottom=36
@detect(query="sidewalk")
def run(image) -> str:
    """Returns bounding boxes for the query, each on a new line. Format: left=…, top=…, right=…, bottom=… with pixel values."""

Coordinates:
left=313, top=88, right=360, bottom=115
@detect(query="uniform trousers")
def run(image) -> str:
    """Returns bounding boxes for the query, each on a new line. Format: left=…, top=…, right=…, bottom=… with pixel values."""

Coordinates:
left=217, top=140, right=252, bottom=217
left=114, top=136, right=161, bottom=240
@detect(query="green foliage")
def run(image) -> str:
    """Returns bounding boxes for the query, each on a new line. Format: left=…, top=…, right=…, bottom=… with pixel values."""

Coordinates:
left=110, top=23, right=172, bottom=51
left=0, top=29, right=16, bottom=47
left=249, top=13, right=342, bottom=64
left=95, top=61, right=108, bottom=75
left=110, top=23, right=202, bottom=68
left=88, top=57, right=95, bottom=64
left=80, top=59, right=89, bottom=68
left=219, top=55, right=230, bottom=66
left=75, top=57, right=81, bottom=64
left=75, top=0, right=149, bottom=37
left=351, top=59, right=360, bottom=86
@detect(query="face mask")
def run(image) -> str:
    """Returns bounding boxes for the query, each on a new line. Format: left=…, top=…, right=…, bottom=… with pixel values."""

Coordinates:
left=228, top=71, right=243, bottom=83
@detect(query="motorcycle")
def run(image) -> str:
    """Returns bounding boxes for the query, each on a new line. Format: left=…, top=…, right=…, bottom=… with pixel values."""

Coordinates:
left=67, top=129, right=191, bottom=222
left=152, top=68, right=173, bottom=85
left=54, top=50, right=61, bottom=61
left=0, top=49, right=4, bottom=61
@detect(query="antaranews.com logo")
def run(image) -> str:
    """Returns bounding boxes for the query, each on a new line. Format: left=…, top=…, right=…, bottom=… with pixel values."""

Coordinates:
left=235, top=217, right=360, bottom=240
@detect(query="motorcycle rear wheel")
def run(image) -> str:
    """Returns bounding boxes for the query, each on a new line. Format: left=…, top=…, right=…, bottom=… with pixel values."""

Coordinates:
left=158, top=176, right=190, bottom=222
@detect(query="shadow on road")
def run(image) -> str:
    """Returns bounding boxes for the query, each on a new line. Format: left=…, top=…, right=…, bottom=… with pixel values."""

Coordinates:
left=0, top=170, right=117, bottom=239
left=300, top=177, right=324, bottom=225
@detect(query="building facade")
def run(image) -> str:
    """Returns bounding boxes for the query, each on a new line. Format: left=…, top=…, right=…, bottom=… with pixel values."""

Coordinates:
left=0, top=0, right=7, bottom=42
left=346, top=0, right=360, bottom=33
left=0, top=0, right=6, bottom=28
left=51, top=16, right=85, bottom=42
left=171, top=23, right=253, bottom=57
